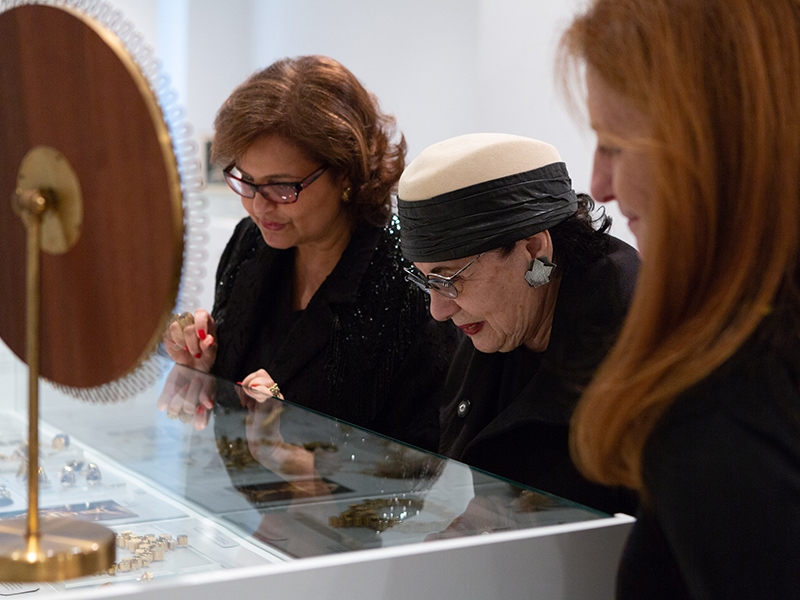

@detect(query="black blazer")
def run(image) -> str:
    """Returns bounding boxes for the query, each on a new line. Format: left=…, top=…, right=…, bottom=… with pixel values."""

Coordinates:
left=211, top=216, right=459, bottom=452
left=437, top=236, right=640, bottom=514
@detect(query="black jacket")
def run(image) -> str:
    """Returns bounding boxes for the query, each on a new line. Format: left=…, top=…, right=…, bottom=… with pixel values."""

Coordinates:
left=211, top=216, right=458, bottom=452
left=618, top=330, right=800, bottom=599
left=437, top=236, right=640, bottom=514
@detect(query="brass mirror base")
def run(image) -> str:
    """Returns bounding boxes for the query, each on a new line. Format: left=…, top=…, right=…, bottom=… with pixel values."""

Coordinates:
left=0, top=518, right=115, bottom=582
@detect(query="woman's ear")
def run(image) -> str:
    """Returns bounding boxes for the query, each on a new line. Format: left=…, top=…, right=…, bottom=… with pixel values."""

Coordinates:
left=523, top=230, right=554, bottom=262
left=523, top=231, right=556, bottom=288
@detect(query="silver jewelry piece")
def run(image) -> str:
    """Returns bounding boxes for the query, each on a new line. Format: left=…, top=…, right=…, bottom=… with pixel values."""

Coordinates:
left=85, top=462, right=102, bottom=485
left=524, top=257, right=556, bottom=288
left=60, top=465, right=77, bottom=488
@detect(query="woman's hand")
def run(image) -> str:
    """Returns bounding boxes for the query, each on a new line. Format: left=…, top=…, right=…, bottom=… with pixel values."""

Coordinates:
left=162, top=309, right=217, bottom=372
left=240, top=368, right=284, bottom=401
left=240, top=370, right=334, bottom=497
left=156, top=365, right=215, bottom=430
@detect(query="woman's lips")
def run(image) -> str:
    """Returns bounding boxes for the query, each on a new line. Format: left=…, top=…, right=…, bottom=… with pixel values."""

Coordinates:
left=260, top=220, right=286, bottom=231
left=458, top=322, right=484, bottom=336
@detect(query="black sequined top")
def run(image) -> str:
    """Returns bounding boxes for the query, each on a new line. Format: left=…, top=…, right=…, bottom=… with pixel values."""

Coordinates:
left=210, top=215, right=459, bottom=452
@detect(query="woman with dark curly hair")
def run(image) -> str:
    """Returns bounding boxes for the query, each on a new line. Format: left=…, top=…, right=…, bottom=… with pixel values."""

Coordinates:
left=397, top=133, right=640, bottom=513
left=163, top=55, right=457, bottom=451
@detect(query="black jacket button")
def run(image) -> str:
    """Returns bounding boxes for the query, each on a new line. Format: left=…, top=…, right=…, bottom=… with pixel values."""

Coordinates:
left=457, top=399, right=471, bottom=418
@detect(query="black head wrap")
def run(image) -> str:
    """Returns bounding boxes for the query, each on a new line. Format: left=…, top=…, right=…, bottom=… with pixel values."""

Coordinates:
left=397, top=162, right=578, bottom=262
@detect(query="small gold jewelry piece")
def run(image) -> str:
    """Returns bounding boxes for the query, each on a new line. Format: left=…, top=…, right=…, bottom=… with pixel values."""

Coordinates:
left=51, top=433, right=70, bottom=451
left=106, top=531, right=186, bottom=577
left=216, top=436, right=257, bottom=469
left=169, top=311, right=195, bottom=329
left=341, top=187, right=351, bottom=202
left=330, top=497, right=424, bottom=532
left=268, top=383, right=281, bottom=398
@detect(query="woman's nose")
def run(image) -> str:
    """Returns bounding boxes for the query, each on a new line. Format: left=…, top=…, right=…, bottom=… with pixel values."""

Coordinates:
left=252, top=192, right=276, bottom=213
left=590, top=149, right=614, bottom=203
left=428, top=292, right=459, bottom=322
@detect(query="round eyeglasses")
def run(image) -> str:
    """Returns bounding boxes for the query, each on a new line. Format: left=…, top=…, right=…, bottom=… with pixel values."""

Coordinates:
left=223, top=164, right=328, bottom=204
left=403, top=253, right=483, bottom=299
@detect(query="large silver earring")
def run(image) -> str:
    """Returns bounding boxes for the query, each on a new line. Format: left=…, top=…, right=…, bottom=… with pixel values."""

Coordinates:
left=524, top=257, right=555, bottom=288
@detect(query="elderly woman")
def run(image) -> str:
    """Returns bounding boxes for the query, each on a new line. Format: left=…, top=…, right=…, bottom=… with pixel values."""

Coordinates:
left=397, top=133, right=639, bottom=513
left=163, top=56, right=457, bottom=451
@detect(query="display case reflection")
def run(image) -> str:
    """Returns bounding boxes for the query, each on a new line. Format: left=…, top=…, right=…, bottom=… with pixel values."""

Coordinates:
left=0, top=361, right=610, bottom=590
left=154, top=364, right=606, bottom=557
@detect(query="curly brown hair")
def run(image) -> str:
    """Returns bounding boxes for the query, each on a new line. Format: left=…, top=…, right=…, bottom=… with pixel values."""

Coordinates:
left=211, top=55, right=406, bottom=227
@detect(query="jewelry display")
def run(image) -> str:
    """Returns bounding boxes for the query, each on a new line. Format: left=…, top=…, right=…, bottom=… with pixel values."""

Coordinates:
left=302, top=441, right=338, bottom=453
left=57, top=460, right=100, bottom=488
left=216, top=436, right=257, bottom=470
left=102, top=531, right=189, bottom=578
left=330, top=497, right=424, bottom=532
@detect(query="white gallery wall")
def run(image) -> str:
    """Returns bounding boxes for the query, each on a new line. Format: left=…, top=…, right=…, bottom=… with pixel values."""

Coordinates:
left=0, top=0, right=636, bottom=404
left=113, top=0, right=636, bottom=310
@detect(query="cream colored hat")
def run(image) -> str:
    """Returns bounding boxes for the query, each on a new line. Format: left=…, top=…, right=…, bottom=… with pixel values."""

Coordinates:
left=399, top=133, right=562, bottom=200
left=397, top=133, right=577, bottom=262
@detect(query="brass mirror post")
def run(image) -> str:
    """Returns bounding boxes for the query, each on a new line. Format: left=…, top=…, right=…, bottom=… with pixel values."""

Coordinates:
left=0, top=3, right=186, bottom=580
left=15, top=187, right=53, bottom=548
left=0, top=177, right=114, bottom=581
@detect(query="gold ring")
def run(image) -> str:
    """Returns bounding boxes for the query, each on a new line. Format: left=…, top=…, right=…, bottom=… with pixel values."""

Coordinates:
left=170, top=311, right=195, bottom=329
left=269, top=383, right=281, bottom=398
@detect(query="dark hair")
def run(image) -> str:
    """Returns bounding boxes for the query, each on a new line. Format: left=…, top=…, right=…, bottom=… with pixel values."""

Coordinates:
left=497, top=193, right=611, bottom=274
left=212, top=55, right=407, bottom=227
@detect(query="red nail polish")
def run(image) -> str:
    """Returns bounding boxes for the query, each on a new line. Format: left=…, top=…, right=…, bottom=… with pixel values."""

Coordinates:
left=184, top=346, right=189, bottom=353
left=195, top=352, right=202, bottom=359
left=197, top=405, right=206, bottom=414
left=236, top=381, right=242, bottom=385
left=198, top=329, right=207, bottom=340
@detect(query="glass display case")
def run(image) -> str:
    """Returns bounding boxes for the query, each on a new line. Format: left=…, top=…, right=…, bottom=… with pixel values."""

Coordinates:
left=0, top=345, right=633, bottom=599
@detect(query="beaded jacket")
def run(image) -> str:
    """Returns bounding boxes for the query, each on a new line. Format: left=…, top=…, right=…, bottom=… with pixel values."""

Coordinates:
left=210, top=215, right=459, bottom=451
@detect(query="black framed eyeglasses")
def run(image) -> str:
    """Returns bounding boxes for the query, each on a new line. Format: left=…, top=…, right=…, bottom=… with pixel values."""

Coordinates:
left=404, top=253, right=483, bottom=299
left=223, top=164, right=328, bottom=204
